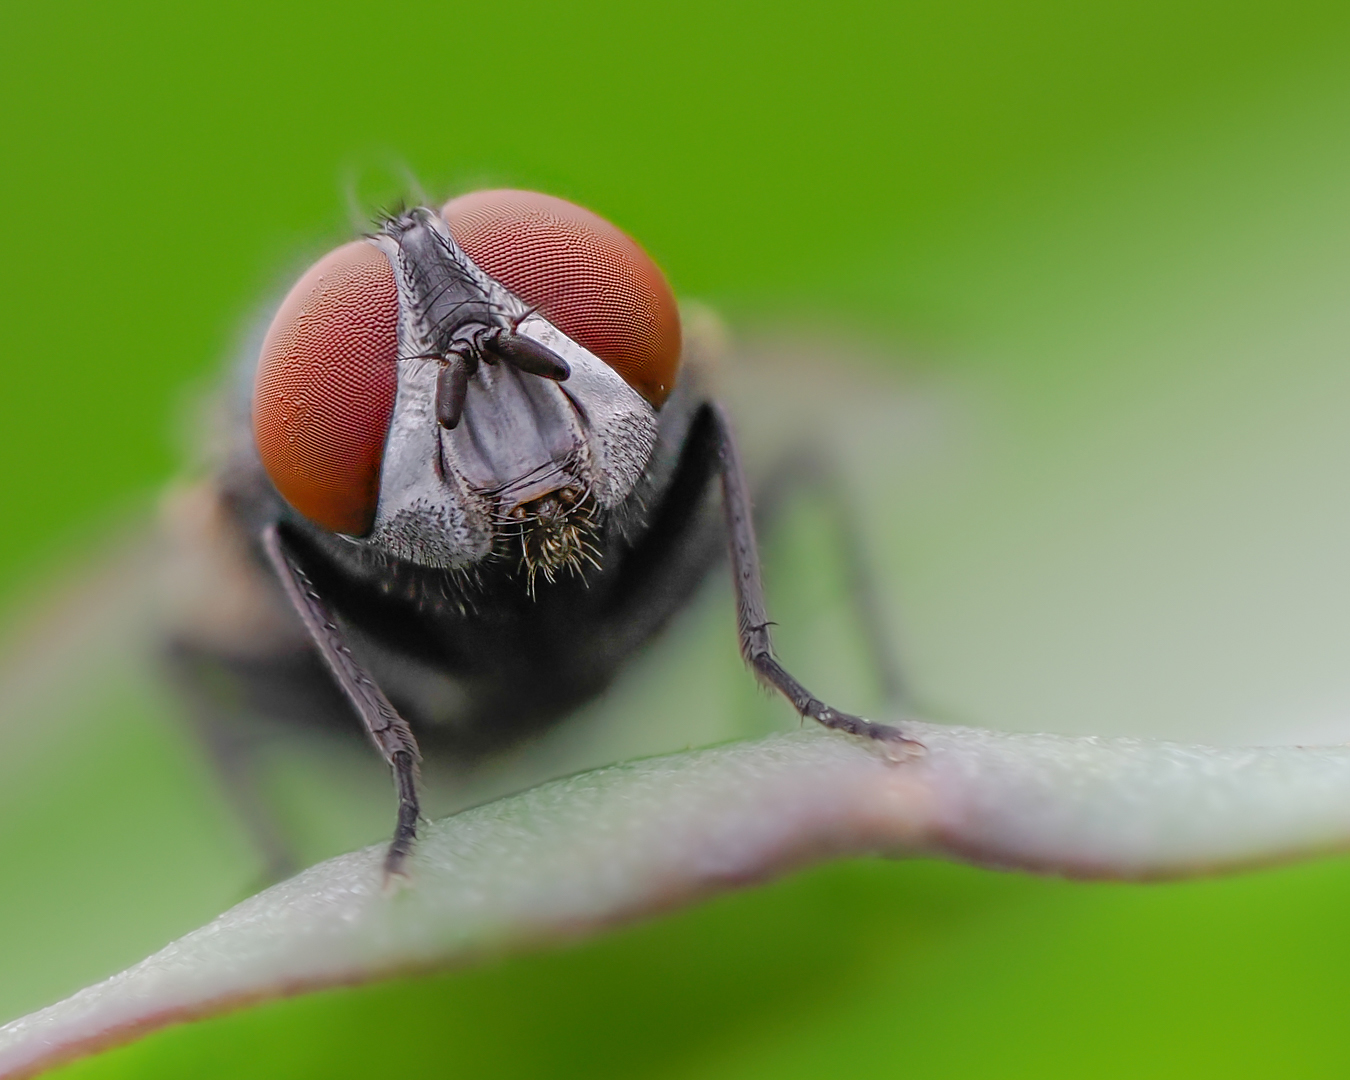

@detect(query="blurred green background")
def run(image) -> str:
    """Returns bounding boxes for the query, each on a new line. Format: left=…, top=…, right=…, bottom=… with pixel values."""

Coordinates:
left=7, top=0, right=1350, bottom=1076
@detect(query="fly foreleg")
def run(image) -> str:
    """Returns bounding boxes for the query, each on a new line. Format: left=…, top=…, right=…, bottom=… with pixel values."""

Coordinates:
left=261, top=524, right=422, bottom=880
left=748, top=446, right=909, bottom=709
left=710, top=402, right=924, bottom=754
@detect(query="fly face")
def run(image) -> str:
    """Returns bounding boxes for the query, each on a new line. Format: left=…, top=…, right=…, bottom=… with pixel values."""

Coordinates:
left=371, top=208, right=661, bottom=585
left=189, top=188, right=917, bottom=883
left=254, top=198, right=673, bottom=585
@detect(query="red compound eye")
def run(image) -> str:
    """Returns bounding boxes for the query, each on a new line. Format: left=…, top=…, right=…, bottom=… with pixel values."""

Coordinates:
left=253, top=241, right=399, bottom=536
left=442, top=190, right=681, bottom=408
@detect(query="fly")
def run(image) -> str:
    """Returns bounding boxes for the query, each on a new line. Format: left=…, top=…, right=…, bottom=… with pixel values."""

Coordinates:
left=163, top=189, right=922, bottom=882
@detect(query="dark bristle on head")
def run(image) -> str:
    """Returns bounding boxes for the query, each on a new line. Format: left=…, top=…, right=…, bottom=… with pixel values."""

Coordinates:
left=374, top=199, right=408, bottom=227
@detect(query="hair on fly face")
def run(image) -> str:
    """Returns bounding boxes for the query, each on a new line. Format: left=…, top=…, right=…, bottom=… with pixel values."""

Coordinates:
left=493, top=482, right=604, bottom=599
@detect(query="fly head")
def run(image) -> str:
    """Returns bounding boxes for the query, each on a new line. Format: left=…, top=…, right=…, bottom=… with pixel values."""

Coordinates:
left=252, top=191, right=682, bottom=591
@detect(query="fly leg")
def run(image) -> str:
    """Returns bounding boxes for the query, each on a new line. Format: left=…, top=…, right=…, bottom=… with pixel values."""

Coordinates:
left=261, top=524, right=422, bottom=881
left=711, top=402, right=924, bottom=753
left=750, top=448, right=907, bottom=709
left=164, top=643, right=300, bottom=884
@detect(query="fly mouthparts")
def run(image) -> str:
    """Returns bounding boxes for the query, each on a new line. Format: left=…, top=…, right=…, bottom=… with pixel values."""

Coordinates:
left=509, top=486, right=601, bottom=596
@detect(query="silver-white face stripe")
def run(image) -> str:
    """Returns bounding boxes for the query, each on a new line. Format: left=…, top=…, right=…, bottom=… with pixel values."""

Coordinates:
left=509, top=312, right=658, bottom=508
left=359, top=227, right=657, bottom=569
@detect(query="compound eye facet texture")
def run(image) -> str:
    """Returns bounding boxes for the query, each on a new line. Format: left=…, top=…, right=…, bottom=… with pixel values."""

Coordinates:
left=442, top=189, right=682, bottom=408
left=253, top=241, right=399, bottom=536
